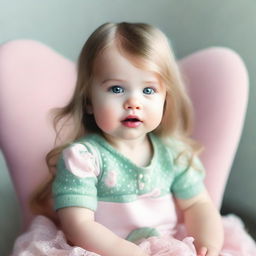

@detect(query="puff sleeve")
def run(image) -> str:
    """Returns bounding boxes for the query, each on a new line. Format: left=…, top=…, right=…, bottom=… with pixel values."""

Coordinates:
left=52, top=142, right=101, bottom=211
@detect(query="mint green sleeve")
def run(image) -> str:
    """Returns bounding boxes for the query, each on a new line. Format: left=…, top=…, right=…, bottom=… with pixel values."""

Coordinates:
left=166, top=139, right=205, bottom=199
left=52, top=143, right=99, bottom=211
left=171, top=155, right=205, bottom=199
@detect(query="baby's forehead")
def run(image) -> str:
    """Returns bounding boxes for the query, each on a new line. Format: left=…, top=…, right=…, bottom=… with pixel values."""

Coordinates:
left=94, top=43, right=149, bottom=73
left=94, top=41, right=131, bottom=63
left=92, top=41, right=167, bottom=87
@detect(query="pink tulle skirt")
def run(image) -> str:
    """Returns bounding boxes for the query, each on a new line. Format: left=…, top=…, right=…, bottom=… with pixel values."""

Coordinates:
left=11, top=215, right=256, bottom=256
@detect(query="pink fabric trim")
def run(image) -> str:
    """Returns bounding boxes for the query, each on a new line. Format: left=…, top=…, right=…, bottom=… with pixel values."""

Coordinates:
left=138, top=188, right=161, bottom=199
left=95, top=194, right=177, bottom=238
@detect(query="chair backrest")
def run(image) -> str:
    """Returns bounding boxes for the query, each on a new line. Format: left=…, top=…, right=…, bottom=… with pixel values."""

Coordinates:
left=0, top=40, right=248, bottom=229
left=0, top=40, right=76, bottom=228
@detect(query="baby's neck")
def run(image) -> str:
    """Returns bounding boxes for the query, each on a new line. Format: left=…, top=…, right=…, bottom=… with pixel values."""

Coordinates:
left=108, top=135, right=153, bottom=167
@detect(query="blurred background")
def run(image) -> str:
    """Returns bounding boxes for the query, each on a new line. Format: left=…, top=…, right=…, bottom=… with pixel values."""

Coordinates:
left=0, top=0, right=255, bottom=255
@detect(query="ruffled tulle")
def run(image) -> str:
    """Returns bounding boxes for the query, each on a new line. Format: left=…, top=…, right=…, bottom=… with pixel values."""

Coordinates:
left=11, top=216, right=100, bottom=256
left=139, top=236, right=197, bottom=256
left=11, top=215, right=256, bottom=256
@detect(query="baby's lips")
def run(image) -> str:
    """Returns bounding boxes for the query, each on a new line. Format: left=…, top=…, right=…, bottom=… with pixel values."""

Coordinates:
left=122, top=114, right=142, bottom=122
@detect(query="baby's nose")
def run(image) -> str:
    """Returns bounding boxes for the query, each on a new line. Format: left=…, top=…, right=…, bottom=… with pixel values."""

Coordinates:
left=123, top=98, right=142, bottom=110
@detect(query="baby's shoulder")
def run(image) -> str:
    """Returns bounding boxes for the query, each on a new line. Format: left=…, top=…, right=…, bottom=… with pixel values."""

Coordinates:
left=66, top=133, right=102, bottom=154
left=58, top=134, right=102, bottom=178
left=160, top=136, right=203, bottom=171
left=160, top=136, right=189, bottom=158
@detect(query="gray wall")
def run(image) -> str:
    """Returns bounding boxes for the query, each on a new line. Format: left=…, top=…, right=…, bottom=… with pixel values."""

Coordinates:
left=1, top=0, right=255, bottom=255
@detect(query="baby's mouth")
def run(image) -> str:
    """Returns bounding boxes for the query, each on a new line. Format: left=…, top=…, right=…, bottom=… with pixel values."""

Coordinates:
left=121, top=116, right=142, bottom=128
left=123, top=118, right=140, bottom=122
left=122, top=115, right=142, bottom=122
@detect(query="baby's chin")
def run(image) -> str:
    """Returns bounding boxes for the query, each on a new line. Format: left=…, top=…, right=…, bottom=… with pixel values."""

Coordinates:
left=102, top=131, right=148, bottom=143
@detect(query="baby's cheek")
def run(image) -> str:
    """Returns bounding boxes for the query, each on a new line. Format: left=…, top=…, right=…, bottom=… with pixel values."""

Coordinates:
left=94, top=107, right=118, bottom=132
left=151, top=107, right=164, bottom=124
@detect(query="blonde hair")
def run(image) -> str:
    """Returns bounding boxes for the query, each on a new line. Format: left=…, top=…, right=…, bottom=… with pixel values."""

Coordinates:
left=30, top=22, right=202, bottom=217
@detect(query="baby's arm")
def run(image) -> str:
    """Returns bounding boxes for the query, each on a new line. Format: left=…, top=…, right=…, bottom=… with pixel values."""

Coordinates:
left=176, top=189, right=224, bottom=256
left=58, top=207, right=148, bottom=256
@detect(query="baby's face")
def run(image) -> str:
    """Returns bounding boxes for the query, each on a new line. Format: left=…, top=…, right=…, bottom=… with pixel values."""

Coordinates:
left=89, top=43, right=166, bottom=144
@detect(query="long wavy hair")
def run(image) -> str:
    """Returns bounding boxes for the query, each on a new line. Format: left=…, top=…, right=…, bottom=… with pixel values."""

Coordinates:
left=30, top=22, right=202, bottom=218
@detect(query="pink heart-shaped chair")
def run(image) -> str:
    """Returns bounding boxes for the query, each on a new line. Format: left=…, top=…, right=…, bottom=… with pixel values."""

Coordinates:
left=0, top=40, right=248, bottom=230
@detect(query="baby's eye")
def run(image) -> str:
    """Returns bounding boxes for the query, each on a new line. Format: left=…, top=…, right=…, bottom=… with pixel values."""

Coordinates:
left=109, top=85, right=124, bottom=94
left=143, top=87, right=156, bottom=95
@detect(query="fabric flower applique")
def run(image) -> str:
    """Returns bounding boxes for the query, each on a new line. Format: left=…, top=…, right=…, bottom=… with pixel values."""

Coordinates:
left=63, top=143, right=100, bottom=178
left=105, top=170, right=117, bottom=188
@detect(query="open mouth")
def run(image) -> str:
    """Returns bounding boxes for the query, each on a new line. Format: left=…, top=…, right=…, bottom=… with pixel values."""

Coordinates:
left=121, top=116, right=142, bottom=128
left=123, top=118, right=140, bottom=122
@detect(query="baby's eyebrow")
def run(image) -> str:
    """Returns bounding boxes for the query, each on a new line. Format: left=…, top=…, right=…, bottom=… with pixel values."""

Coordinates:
left=144, top=80, right=159, bottom=84
left=101, top=78, right=125, bottom=85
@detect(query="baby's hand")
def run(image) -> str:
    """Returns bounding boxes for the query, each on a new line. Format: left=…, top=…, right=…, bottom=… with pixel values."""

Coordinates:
left=197, top=246, right=220, bottom=256
left=197, top=247, right=207, bottom=256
